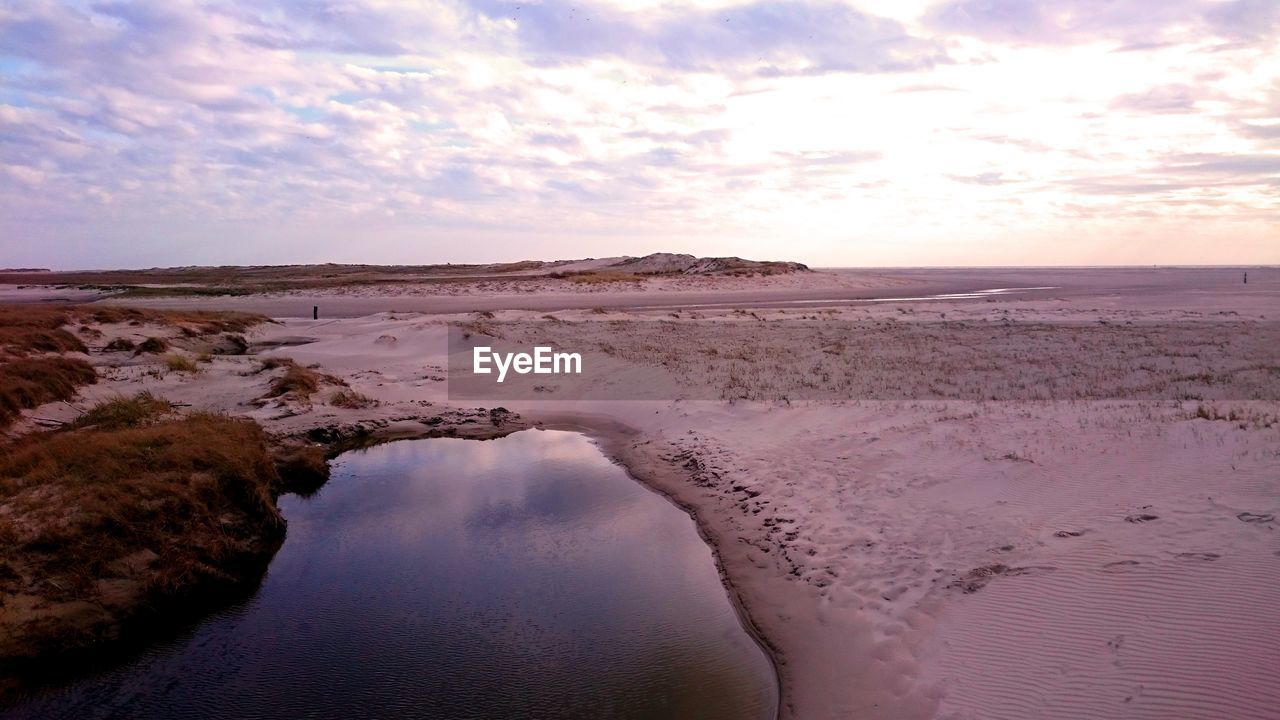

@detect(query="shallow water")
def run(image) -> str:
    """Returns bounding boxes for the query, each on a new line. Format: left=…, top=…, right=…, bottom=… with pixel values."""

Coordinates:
left=5, top=430, right=777, bottom=720
left=632, top=285, right=1061, bottom=310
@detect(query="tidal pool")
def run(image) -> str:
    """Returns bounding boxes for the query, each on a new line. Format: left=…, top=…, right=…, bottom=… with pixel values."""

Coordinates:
left=6, top=430, right=777, bottom=719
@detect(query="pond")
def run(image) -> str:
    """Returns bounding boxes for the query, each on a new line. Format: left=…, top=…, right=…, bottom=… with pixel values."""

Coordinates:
left=5, top=430, right=777, bottom=719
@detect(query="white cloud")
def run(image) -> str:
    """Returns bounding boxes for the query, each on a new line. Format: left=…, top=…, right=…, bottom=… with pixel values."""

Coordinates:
left=0, top=0, right=1276, bottom=267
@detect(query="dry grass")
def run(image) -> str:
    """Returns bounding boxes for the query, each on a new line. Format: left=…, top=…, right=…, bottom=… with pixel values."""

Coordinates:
left=270, top=443, right=330, bottom=495
left=0, top=304, right=268, bottom=431
left=0, top=305, right=268, bottom=345
left=0, top=305, right=285, bottom=679
left=490, top=260, right=543, bottom=273
left=458, top=319, right=501, bottom=339
left=208, top=334, right=248, bottom=355
left=270, top=365, right=320, bottom=397
left=0, top=265, right=549, bottom=297
left=0, top=306, right=86, bottom=356
left=1192, top=403, right=1279, bottom=429
left=329, top=389, right=377, bottom=409
left=77, top=307, right=269, bottom=335
left=133, top=337, right=169, bottom=355
left=0, top=357, right=97, bottom=428
left=0, top=414, right=285, bottom=664
left=255, top=357, right=345, bottom=399
left=72, top=392, right=172, bottom=430
left=0, top=326, right=85, bottom=355
left=0, top=307, right=95, bottom=428
left=254, top=356, right=293, bottom=372
left=163, top=354, right=199, bottom=373
left=566, top=271, right=644, bottom=285
left=508, top=318, right=1280, bottom=402
left=103, top=337, right=135, bottom=352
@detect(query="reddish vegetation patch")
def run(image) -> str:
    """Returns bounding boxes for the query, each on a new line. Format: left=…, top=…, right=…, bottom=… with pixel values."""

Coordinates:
left=133, top=336, right=169, bottom=355
left=80, top=307, right=268, bottom=335
left=71, top=392, right=172, bottom=431
left=0, top=357, right=96, bottom=428
left=270, top=442, right=331, bottom=495
left=103, top=337, right=135, bottom=352
left=0, top=307, right=317, bottom=700
left=0, top=307, right=86, bottom=357
left=329, top=388, right=377, bottom=409
left=0, top=305, right=268, bottom=351
left=0, top=304, right=270, bottom=428
left=0, top=413, right=288, bottom=688
left=256, top=357, right=346, bottom=400
left=563, top=271, right=646, bottom=285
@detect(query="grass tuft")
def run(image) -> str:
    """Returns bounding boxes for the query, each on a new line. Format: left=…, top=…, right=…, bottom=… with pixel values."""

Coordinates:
left=134, top=337, right=169, bottom=355
left=0, top=358, right=97, bottom=427
left=72, top=392, right=172, bottom=430
left=103, top=337, right=136, bottom=352
left=255, top=357, right=345, bottom=399
left=329, top=389, right=377, bottom=408
left=163, top=354, right=199, bottom=373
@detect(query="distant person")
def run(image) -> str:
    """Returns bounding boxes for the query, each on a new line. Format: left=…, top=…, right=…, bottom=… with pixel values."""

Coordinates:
left=1244, top=272, right=1248, bottom=284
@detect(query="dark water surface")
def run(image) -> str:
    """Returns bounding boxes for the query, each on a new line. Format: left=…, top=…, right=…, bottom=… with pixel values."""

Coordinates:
left=6, top=430, right=776, bottom=720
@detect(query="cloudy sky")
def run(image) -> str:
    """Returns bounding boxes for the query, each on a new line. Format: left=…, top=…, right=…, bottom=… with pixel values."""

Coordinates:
left=1, top=0, right=1277, bottom=269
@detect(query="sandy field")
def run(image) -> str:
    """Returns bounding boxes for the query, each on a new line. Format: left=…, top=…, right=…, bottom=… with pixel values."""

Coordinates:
left=7, top=266, right=1279, bottom=719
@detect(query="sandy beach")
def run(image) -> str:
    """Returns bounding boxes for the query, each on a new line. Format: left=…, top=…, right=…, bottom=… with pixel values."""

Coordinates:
left=5, top=266, right=1276, bottom=718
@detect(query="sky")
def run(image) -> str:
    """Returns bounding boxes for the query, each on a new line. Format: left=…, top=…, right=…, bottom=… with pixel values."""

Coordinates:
left=0, top=0, right=1277, bottom=269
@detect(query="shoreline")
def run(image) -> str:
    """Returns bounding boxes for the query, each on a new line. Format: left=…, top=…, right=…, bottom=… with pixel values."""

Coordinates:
left=2, top=417, right=784, bottom=717
left=535, top=413, right=789, bottom=720
left=293, top=416, right=795, bottom=720
left=530, top=410, right=939, bottom=719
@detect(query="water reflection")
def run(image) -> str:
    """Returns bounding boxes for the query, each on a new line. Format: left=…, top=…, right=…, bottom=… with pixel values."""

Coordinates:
left=5, top=430, right=776, bottom=720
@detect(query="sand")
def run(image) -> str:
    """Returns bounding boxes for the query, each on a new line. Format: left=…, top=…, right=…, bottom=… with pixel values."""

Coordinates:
left=6, top=266, right=1278, bottom=719
left=585, top=401, right=1278, bottom=719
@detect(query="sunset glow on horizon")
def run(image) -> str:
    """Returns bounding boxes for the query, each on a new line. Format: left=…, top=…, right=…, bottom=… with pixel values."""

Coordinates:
left=1, top=0, right=1278, bottom=268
